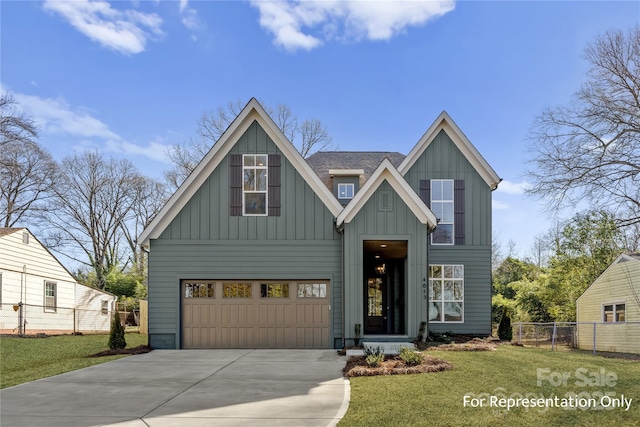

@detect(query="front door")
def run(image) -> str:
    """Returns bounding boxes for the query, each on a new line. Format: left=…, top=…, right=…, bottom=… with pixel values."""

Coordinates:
left=365, top=277, right=386, bottom=334
left=363, top=240, right=407, bottom=335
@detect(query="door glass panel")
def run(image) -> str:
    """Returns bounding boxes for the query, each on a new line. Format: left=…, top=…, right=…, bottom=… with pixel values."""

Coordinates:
left=367, top=278, right=383, bottom=317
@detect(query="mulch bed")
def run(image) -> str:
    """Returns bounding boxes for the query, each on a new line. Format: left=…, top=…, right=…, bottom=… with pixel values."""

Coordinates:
left=343, top=354, right=452, bottom=377
left=88, top=345, right=152, bottom=357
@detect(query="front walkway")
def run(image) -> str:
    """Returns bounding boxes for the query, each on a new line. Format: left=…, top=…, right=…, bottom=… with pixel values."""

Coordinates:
left=0, top=349, right=350, bottom=427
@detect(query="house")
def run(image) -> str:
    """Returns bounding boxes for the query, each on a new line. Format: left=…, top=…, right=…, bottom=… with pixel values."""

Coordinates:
left=138, top=98, right=501, bottom=349
left=0, top=228, right=116, bottom=334
left=576, top=253, right=640, bottom=354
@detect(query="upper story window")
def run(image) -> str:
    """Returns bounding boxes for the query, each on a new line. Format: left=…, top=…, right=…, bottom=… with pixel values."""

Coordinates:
left=431, top=179, right=454, bottom=245
left=338, top=183, right=355, bottom=199
left=243, top=155, right=268, bottom=215
left=603, top=303, right=625, bottom=322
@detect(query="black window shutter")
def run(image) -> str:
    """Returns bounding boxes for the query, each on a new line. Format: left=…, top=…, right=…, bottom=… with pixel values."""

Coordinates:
left=229, top=154, right=242, bottom=216
left=454, top=179, right=465, bottom=245
left=268, top=154, right=281, bottom=216
left=419, top=179, right=430, bottom=208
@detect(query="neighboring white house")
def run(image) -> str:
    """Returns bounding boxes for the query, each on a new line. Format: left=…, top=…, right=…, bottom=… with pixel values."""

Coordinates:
left=0, top=228, right=116, bottom=334
left=576, top=253, right=640, bottom=354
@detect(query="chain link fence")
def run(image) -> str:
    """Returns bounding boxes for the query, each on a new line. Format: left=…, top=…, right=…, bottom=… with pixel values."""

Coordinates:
left=512, top=322, right=640, bottom=356
left=0, top=303, right=114, bottom=335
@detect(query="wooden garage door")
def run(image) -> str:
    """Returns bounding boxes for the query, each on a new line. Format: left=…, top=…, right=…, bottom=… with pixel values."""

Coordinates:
left=182, top=281, right=330, bottom=349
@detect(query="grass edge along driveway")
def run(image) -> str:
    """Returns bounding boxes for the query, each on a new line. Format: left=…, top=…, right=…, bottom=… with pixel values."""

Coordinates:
left=339, top=345, right=640, bottom=427
left=0, top=333, right=148, bottom=389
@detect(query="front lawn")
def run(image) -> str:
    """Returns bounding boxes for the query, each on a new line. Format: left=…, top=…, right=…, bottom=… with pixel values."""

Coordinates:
left=0, top=333, right=148, bottom=389
left=339, top=345, right=640, bottom=426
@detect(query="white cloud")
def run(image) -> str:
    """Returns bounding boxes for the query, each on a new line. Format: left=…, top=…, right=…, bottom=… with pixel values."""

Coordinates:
left=105, top=139, right=170, bottom=163
left=179, top=0, right=200, bottom=31
left=250, top=0, right=455, bottom=51
left=14, top=92, right=120, bottom=140
left=495, top=179, right=531, bottom=195
left=42, top=0, right=164, bottom=55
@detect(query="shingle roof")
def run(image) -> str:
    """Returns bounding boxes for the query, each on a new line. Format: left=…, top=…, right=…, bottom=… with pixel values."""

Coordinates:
left=0, top=228, right=24, bottom=238
left=305, top=151, right=406, bottom=190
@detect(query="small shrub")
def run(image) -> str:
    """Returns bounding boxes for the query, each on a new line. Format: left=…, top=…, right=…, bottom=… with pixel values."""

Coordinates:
left=498, top=313, right=513, bottom=341
left=399, top=346, right=424, bottom=366
left=364, top=346, right=384, bottom=367
left=417, top=321, right=427, bottom=342
left=108, top=311, right=126, bottom=350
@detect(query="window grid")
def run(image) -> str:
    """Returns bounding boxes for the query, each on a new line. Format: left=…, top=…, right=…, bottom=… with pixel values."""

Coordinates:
left=223, top=283, right=252, bottom=298
left=603, top=303, right=626, bottom=322
left=297, top=283, right=327, bottom=298
left=184, top=282, right=215, bottom=298
left=338, top=183, right=355, bottom=199
left=428, top=265, right=463, bottom=322
left=261, top=283, right=289, bottom=298
left=431, top=179, right=454, bottom=245
left=243, top=154, right=268, bottom=215
left=44, top=281, right=56, bottom=312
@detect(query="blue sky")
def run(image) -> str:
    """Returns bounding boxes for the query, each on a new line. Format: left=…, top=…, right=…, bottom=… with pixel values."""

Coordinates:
left=2, top=0, right=639, bottom=258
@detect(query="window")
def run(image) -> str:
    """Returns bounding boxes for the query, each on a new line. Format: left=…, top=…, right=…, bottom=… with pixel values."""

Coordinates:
left=338, top=183, right=354, bottom=199
left=184, top=282, right=215, bottom=298
left=44, top=282, right=57, bottom=312
left=101, top=300, right=109, bottom=315
left=297, top=283, right=327, bottom=298
left=22, top=232, right=29, bottom=244
left=603, top=303, right=626, bottom=322
left=431, top=180, right=454, bottom=244
left=243, top=154, right=268, bottom=215
left=429, top=265, right=463, bottom=322
left=261, top=283, right=289, bottom=298
left=223, top=283, right=252, bottom=298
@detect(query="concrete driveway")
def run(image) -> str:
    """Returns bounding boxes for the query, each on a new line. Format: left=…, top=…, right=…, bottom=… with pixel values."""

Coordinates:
left=0, top=349, right=349, bottom=427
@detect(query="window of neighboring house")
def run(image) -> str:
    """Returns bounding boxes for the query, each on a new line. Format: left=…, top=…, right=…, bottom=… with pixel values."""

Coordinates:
left=101, top=300, right=109, bottom=315
left=431, top=179, right=454, bottom=244
left=338, top=183, right=355, bottom=199
left=243, top=154, right=268, bottom=215
left=429, top=265, right=463, bottom=322
left=603, top=303, right=626, bottom=322
left=297, top=283, right=327, bottom=298
left=44, top=282, right=57, bottom=312
left=261, top=283, right=289, bottom=298
left=184, top=282, right=215, bottom=298
left=223, top=283, right=252, bottom=298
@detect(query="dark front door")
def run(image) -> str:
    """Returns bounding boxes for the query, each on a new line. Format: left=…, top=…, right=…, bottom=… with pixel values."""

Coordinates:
left=363, top=240, right=407, bottom=335
left=365, top=277, right=386, bottom=334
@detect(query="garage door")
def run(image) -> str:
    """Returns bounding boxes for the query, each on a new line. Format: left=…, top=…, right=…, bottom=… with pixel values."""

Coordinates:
left=182, top=280, right=330, bottom=349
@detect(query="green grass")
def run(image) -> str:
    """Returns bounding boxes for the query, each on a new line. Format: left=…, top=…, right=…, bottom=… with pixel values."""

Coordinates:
left=339, top=346, right=640, bottom=426
left=0, top=333, right=148, bottom=389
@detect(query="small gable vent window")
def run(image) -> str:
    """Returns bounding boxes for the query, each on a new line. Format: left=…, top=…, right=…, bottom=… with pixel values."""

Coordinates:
left=23, top=232, right=29, bottom=244
left=338, top=183, right=354, bottom=199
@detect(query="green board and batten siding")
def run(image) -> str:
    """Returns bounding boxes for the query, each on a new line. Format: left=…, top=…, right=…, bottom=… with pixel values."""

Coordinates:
left=404, top=129, right=493, bottom=335
left=148, top=120, right=343, bottom=349
left=342, top=180, right=428, bottom=339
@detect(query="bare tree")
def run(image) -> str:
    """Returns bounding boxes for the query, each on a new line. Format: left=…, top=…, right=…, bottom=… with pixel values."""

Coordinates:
left=527, top=26, right=640, bottom=226
left=0, top=92, right=38, bottom=148
left=46, top=151, right=144, bottom=289
left=528, top=235, right=550, bottom=269
left=165, top=100, right=332, bottom=189
left=0, top=141, right=58, bottom=227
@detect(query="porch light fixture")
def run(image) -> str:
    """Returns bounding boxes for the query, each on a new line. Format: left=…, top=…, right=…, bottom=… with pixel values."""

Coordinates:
left=375, top=263, right=386, bottom=275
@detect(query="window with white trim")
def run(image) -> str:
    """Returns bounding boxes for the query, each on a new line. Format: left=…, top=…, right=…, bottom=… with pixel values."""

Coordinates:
left=431, top=179, right=454, bottom=244
left=44, top=281, right=57, bottom=312
left=243, top=154, right=268, bottom=215
left=603, top=303, right=625, bottom=322
left=101, top=300, right=109, bottom=315
left=338, top=183, right=354, bottom=199
left=429, top=265, right=463, bottom=322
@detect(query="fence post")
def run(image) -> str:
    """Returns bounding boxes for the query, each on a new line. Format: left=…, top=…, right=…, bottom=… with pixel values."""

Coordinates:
left=18, top=302, right=23, bottom=335
left=551, top=322, right=557, bottom=351
left=519, top=323, right=522, bottom=345
left=593, top=322, right=596, bottom=355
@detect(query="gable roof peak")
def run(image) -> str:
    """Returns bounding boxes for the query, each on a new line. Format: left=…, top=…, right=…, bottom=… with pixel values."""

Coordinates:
left=398, top=111, right=501, bottom=190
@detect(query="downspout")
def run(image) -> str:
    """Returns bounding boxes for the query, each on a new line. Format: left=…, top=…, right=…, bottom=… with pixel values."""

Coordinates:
left=20, top=265, right=26, bottom=335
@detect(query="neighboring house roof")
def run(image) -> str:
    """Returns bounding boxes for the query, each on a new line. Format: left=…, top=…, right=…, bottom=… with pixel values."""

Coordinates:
left=576, top=253, right=640, bottom=302
left=336, top=158, right=438, bottom=229
left=0, top=228, right=23, bottom=238
left=138, top=98, right=344, bottom=249
left=306, top=151, right=406, bottom=190
left=398, top=111, right=501, bottom=189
